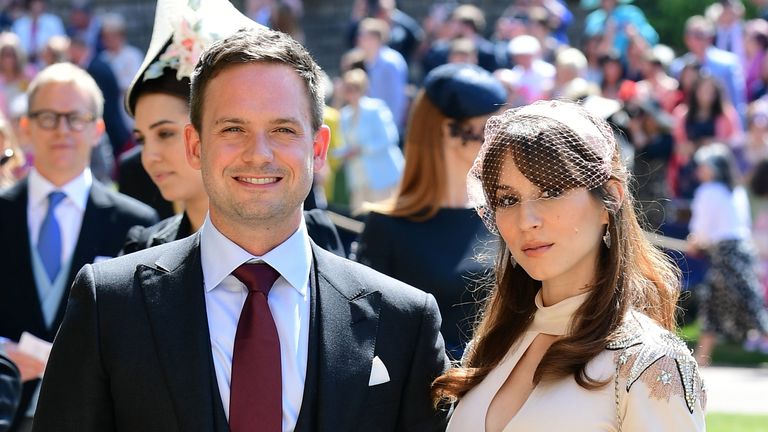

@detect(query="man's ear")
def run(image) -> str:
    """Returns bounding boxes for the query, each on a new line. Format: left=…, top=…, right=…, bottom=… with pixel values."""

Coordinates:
left=312, top=125, right=330, bottom=173
left=184, top=124, right=202, bottom=170
left=19, top=116, right=28, bottom=132
left=91, top=119, right=105, bottom=148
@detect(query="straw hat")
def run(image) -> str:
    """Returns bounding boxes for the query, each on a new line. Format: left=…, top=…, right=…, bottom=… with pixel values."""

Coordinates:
left=124, top=0, right=264, bottom=116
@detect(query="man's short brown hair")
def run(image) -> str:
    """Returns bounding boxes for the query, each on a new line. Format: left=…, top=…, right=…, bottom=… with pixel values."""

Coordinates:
left=189, top=28, right=325, bottom=133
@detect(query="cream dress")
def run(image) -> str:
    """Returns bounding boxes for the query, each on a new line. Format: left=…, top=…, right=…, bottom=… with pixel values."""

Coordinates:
left=446, top=291, right=706, bottom=431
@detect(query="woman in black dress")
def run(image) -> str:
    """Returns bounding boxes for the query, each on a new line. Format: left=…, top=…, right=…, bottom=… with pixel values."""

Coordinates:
left=356, top=63, right=507, bottom=358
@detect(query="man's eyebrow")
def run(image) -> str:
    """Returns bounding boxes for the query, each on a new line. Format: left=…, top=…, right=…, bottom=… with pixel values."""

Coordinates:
left=272, top=117, right=303, bottom=126
left=214, top=117, right=248, bottom=125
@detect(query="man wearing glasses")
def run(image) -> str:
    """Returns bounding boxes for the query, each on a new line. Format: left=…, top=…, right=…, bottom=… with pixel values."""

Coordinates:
left=0, top=62, right=157, bottom=431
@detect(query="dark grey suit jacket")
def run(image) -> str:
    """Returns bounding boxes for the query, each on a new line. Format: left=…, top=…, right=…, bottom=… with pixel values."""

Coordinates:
left=0, top=177, right=158, bottom=342
left=0, top=177, right=158, bottom=429
left=32, top=233, right=449, bottom=431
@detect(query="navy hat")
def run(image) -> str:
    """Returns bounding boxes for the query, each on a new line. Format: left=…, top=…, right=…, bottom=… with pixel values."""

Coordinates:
left=424, top=63, right=507, bottom=120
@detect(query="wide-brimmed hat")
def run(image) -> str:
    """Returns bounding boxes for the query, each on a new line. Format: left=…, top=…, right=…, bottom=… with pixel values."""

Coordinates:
left=423, top=63, right=507, bottom=120
left=124, top=0, right=264, bottom=116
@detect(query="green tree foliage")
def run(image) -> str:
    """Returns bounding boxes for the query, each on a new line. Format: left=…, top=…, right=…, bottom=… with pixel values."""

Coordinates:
left=630, top=0, right=759, bottom=54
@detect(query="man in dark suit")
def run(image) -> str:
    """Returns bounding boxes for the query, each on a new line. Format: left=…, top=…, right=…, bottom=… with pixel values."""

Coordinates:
left=33, top=28, right=448, bottom=432
left=0, top=62, right=158, bottom=431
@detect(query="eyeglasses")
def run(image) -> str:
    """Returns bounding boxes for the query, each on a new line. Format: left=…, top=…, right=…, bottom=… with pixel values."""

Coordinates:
left=686, top=31, right=710, bottom=40
left=0, top=148, right=13, bottom=167
left=28, top=110, right=96, bottom=132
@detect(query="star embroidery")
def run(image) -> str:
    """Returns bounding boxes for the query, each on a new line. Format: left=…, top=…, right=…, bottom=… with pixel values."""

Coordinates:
left=658, top=370, right=672, bottom=385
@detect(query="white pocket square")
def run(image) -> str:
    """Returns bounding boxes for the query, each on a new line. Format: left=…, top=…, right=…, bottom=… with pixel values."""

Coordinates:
left=368, top=355, right=390, bottom=386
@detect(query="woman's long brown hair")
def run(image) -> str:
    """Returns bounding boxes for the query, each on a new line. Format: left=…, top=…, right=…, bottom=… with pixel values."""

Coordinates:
left=367, top=90, right=449, bottom=221
left=431, top=113, right=681, bottom=404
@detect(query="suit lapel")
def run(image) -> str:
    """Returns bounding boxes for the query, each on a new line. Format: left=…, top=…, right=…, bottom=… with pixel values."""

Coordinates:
left=140, top=234, right=225, bottom=431
left=53, top=181, right=112, bottom=327
left=2, top=179, right=48, bottom=337
left=310, top=244, right=382, bottom=432
left=294, top=260, right=320, bottom=432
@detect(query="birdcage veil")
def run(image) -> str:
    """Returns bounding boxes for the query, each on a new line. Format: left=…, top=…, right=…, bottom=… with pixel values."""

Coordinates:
left=467, top=100, right=620, bottom=233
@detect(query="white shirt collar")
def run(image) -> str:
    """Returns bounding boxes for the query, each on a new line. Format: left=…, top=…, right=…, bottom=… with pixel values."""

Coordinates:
left=199, top=213, right=311, bottom=295
left=28, top=168, right=92, bottom=211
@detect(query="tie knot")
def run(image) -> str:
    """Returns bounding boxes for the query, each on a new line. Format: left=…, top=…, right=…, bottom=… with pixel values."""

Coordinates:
left=47, top=191, right=66, bottom=208
left=232, top=263, right=280, bottom=295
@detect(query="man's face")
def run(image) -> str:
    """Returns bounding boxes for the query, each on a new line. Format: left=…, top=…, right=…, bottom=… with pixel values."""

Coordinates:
left=685, top=28, right=711, bottom=55
left=185, top=63, right=329, bottom=234
left=23, top=81, right=103, bottom=185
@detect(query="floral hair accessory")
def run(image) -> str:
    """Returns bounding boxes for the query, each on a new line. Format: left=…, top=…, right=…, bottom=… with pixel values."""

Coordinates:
left=143, top=4, right=215, bottom=82
left=125, top=0, right=264, bottom=116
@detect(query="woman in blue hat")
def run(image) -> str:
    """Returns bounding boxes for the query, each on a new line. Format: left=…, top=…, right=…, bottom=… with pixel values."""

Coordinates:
left=356, top=63, right=507, bottom=358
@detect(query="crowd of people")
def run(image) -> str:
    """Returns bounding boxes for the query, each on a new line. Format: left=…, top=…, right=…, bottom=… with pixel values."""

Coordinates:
left=0, top=0, right=767, bottom=430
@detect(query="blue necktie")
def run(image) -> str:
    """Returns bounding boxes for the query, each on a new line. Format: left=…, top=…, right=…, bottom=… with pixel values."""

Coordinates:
left=37, top=191, right=66, bottom=283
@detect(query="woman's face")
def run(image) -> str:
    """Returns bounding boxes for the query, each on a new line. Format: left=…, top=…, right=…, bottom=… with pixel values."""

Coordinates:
left=494, top=157, right=608, bottom=290
left=0, top=47, right=18, bottom=73
left=341, top=82, right=363, bottom=105
left=745, top=33, right=760, bottom=58
left=135, top=93, right=205, bottom=203
left=680, top=67, right=700, bottom=93
left=602, top=60, right=623, bottom=83
left=695, top=162, right=715, bottom=182
left=695, top=79, right=717, bottom=106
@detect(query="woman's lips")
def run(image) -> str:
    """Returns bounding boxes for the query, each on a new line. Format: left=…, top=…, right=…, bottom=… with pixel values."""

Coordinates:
left=522, top=243, right=554, bottom=257
left=152, top=172, right=173, bottom=183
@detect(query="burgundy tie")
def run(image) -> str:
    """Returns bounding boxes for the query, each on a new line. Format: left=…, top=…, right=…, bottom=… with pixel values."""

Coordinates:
left=229, top=263, right=282, bottom=432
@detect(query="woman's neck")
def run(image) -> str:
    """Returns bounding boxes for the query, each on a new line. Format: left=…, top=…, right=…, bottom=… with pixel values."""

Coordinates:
left=441, top=149, right=472, bottom=208
left=184, top=194, right=209, bottom=232
left=540, top=283, right=592, bottom=307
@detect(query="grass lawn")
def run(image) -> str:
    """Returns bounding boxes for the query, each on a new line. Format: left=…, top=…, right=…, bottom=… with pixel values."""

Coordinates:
left=679, top=323, right=768, bottom=366
left=676, top=323, right=768, bottom=431
left=707, top=413, right=768, bottom=432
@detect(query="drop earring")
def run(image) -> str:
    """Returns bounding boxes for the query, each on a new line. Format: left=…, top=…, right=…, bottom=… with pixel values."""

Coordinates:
left=603, top=223, right=612, bottom=249
left=510, top=254, right=517, bottom=268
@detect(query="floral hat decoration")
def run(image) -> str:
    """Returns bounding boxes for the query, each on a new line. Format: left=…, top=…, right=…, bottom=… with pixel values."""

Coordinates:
left=124, top=0, right=264, bottom=116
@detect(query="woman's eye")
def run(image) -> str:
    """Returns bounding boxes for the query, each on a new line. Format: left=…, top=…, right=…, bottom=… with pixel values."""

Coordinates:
left=497, top=195, right=520, bottom=208
left=133, top=135, right=145, bottom=146
left=158, top=130, right=176, bottom=140
left=540, top=189, right=563, bottom=199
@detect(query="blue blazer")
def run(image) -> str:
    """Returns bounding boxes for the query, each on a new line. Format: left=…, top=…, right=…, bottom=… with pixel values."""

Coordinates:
left=340, top=97, right=404, bottom=191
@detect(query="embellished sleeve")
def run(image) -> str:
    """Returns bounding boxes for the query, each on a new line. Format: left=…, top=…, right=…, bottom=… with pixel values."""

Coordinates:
left=609, top=319, right=706, bottom=431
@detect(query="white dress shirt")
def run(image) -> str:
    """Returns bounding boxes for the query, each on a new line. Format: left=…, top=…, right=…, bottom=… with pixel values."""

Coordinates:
left=200, top=214, right=311, bottom=432
left=689, top=182, right=752, bottom=245
left=27, top=168, right=92, bottom=272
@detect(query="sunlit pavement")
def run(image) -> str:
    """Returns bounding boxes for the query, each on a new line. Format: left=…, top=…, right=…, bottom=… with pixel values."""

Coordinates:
left=699, top=366, right=768, bottom=414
